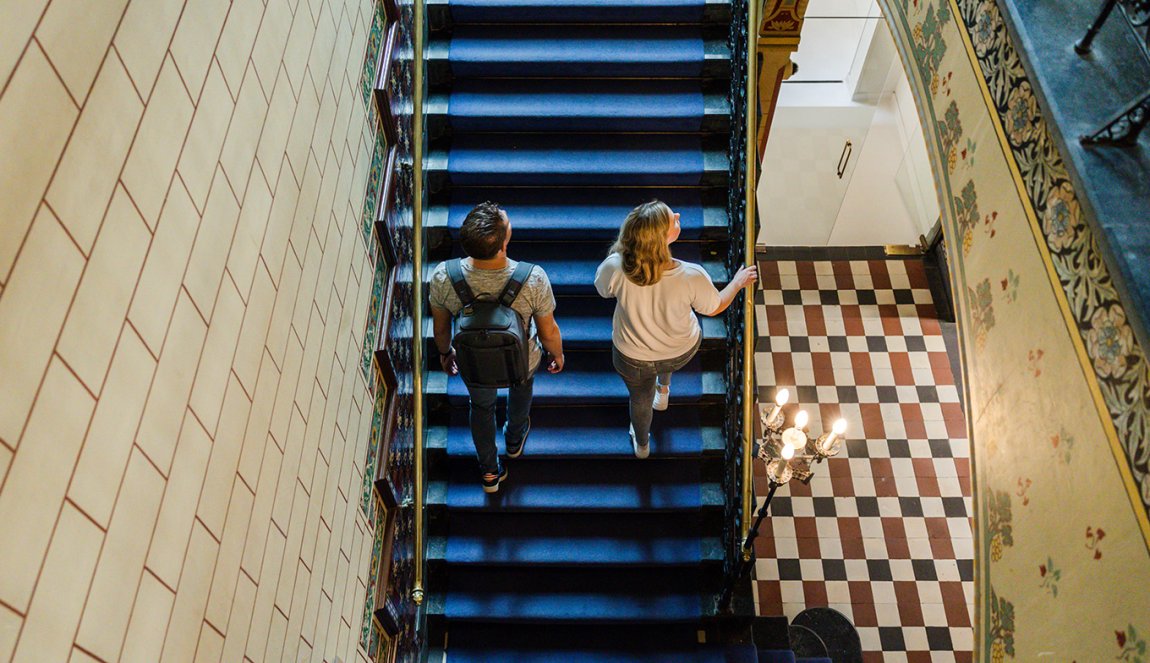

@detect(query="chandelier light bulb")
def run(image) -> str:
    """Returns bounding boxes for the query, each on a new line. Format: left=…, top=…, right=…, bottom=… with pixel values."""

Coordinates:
left=782, top=427, right=807, bottom=450
left=780, top=443, right=795, bottom=460
left=833, top=419, right=847, bottom=435
left=766, top=388, right=790, bottom=425
left=794, top=410, right=809, bottom=430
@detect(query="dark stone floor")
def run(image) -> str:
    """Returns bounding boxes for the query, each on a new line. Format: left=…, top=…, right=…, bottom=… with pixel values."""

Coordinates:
left=998, top=0, right=1150, bottom=347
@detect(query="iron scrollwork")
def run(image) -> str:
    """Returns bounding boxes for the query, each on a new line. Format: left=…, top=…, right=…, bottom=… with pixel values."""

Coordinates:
left=721, top=0, right=751, bottom=612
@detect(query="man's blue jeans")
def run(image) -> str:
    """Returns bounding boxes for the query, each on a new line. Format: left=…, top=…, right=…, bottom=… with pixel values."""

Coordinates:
left=465, top=374, right=534, bottom=474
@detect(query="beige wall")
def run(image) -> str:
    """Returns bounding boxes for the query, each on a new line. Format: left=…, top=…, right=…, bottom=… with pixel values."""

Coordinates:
left=0, top=0, right=379, bottom=660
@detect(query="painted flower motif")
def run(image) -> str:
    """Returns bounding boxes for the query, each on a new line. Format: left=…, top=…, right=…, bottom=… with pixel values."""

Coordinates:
left=1050, top=426, right=1075, bottom=465
left=1087, top=305, right=1134, bottom=379
left=1004, top=84, right=1039, bottom=145
left=969, top=278, right=996, bottom=349
left=1028, top=348, right=1045, bottom=377
left=1016, top=477, right=1032, bottom=506
left=963, top=137, right=978, bottom=167
left=1000, top=269, right=1020, bottom=303
left=972, top=4, right=999, bottom=56
left=988, top=489, right=1013, bottom=561
left=1086, top=526, right=1107, bottom=560
left=1038, top=556, right=1061, bottom=596
left=1043, top=182, right=1080, bottom=251
left=913, top=5, right=950, bottom=96
left=1117, top=624, right=1148, bottom=661
left=953, top=180, right=980, bottom=256
left=989, top=586, right=1016, bottom=661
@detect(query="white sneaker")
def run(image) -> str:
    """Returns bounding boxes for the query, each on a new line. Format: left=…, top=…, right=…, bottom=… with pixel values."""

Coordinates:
left=653, top=385, right=669, bottom=411
left=630, top=424, right=650, bottom=459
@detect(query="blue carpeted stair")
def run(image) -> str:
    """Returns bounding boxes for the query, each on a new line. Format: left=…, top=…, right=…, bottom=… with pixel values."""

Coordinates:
left=424, top=1, right=781, bottom=659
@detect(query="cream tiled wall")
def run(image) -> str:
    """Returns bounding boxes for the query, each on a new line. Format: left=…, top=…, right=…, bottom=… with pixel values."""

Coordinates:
left=0, top=0, right=379, bottom=660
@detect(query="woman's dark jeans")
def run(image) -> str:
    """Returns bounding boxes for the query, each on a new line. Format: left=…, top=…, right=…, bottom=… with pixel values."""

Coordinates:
left=611, top=337, right=701, bottom=446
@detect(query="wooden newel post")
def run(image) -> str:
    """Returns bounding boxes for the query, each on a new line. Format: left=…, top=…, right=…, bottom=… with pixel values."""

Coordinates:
left=755, top=0, right=810, bottom=159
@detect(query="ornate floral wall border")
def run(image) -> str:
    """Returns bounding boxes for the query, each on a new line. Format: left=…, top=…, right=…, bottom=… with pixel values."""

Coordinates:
left=953, top=0, right=1150, bottom=540
left=877, top=0, right=1150, bottom=543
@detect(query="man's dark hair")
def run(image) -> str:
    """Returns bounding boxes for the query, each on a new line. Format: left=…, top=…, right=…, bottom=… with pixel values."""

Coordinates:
left=459, top=202, right=507, bottom=260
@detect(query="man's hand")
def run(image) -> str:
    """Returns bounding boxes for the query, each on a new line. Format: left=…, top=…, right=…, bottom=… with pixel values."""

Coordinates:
left=439, top=348, right=458, bottom=375
left=546, top=353, right=565, bottom=374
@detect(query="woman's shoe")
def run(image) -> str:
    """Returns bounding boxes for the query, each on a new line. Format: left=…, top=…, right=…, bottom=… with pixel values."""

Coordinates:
left=653, top=384, right=670, bottom=411
left=630, top=424, right=650, bottom=459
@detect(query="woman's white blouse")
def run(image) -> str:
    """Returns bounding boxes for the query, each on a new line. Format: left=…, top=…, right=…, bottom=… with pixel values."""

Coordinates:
left=594, top=252, right=722, bottom=362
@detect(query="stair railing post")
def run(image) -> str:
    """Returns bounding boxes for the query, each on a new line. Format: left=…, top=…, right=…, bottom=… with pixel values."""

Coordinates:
left=720, top=480, right=779, bottom=612
left=412, top=0, right=427, bottom=609
left=740, top=0, right=760, bottom=560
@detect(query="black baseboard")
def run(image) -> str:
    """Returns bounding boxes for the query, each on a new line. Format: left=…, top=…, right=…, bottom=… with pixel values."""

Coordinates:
left=755, top=245, right=917, bottom=262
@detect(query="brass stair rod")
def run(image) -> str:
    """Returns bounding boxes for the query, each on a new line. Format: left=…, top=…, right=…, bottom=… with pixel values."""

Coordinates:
left=742, top=0, right=760, bottom=544
left=412, top=0, right=427, bottom=607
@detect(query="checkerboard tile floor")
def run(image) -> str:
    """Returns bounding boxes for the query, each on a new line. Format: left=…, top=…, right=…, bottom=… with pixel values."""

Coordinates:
left=752, top=258, right=974, bottom=663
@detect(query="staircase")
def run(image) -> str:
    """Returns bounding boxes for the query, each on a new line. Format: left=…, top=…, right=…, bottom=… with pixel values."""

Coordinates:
left=424, top=1, right=766, bottom=660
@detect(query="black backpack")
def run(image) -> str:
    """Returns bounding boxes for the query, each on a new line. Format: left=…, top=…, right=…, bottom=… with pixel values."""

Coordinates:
left=446, top=258, right=536, bottom=388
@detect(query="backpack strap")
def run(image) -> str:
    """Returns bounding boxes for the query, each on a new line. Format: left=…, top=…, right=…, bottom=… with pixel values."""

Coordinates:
left=445, top=258, right=476, bottom=307
left=499, top=261, right=535, bottom=307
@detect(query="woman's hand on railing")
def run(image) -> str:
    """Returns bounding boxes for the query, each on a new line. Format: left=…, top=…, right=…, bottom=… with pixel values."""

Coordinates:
left=733, top=264, right=758, bottom=290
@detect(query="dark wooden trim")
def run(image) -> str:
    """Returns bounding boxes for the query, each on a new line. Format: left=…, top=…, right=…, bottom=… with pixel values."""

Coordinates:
left=374, top=145, right=400, bottom=259
left=373, top=22, right=401, bottom=144
left=381, top=0, right=399, bottom=25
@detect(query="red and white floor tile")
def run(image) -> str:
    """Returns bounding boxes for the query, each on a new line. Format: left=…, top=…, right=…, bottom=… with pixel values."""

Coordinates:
left=752, top=257, right=974, bottom=663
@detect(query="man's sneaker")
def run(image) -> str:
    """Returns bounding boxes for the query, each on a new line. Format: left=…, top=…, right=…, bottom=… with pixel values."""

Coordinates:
left=630, top=424, right=650, bottom=459
left=653, top=384, right=669, bottom=411
left=482, top=463, right=508, bottom=493
left=505, top=418, right=531, bottom=459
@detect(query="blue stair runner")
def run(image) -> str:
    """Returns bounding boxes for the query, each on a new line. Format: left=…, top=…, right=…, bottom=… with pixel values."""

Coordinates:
left=425, top=2, right=798, bottom=660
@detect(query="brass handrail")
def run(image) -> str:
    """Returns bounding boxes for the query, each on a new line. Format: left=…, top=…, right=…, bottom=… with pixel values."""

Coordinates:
left=411, top=0, right=427, bottom=607
left=741, top=0, right=759, bottom=543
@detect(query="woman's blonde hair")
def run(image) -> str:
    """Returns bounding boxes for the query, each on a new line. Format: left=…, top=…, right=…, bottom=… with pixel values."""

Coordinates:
left=610, top=200, right=673, bottom=286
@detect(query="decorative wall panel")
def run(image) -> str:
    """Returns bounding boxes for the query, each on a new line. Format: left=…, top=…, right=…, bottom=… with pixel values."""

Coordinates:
left=875, top=0, right=1150, bottom=657
left=358, top=0, right=420, bottom=659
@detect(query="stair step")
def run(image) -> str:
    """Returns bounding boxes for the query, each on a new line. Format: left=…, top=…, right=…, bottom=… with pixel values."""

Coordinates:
left=428, top=350, right=726, bottom=406
left=429, top=26, right=730, bottom=81
left=437, top=567, right=708, bottom=622
left=429, top=511, right=716, bottom=556
left=428, top=80, right=730, bottom=134
left=445, top=646, right=758, bottom=663
left=429, top=458, right=723, bottom=511
left=430, top=405, right=725, bottom=457
left=429, top=0, right=732, bottom=26
left=427, top=187, right=730, bottom=240
left=440, top=624, right=757, bottom=662
left=428, top=134, right=729, bottom=189
left=430, top=532, right=723, bottom=566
